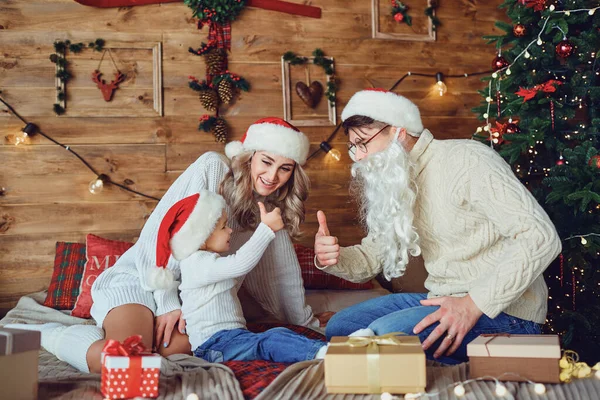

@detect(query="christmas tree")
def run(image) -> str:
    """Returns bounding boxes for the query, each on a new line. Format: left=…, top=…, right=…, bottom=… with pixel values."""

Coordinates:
left=474, top=0, right=600, bottom=362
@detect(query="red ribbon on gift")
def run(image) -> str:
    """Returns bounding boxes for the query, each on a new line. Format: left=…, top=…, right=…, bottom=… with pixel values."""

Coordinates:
left=515, top=79, right=562, bottom=102
left=103, top=335, right=150, bottom=397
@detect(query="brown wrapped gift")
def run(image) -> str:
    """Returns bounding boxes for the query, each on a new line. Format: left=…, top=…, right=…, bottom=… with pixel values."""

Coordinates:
left=324, top=333, right=426, bottom=394
left=0, top=327, right=41, bottom=400
left=467, top=334, right=561, bottom=383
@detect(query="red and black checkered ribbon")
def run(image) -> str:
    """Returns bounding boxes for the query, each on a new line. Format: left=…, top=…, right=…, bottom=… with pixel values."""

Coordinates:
left=205, top=21, right=232, bottom=51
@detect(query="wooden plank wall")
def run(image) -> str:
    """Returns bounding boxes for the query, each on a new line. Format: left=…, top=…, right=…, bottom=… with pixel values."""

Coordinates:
left=0, top=0, right=508, bottom=314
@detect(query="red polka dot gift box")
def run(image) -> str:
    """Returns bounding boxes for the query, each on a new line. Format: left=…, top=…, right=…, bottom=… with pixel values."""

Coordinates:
left=101, top=335, right=161, bottom=399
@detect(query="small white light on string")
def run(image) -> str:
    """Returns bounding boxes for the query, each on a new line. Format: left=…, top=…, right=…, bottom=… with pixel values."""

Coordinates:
left=537, top=39, right=543, bottom=45
left=454, top=383, right=466, bottom=397
left=484, top=125, right=490, bottom=132
left=492, top=72, right=498, bottom=78
left=495, top=383, right=507, bottom=397
left=505, top=68, right=512, bottom=75
left=525, top=51, right=531, bottom=59
left=589, top=9, right=596, bottom=15
left=486, top=96, right=492, bottom=102
left=476, top=127, right=483, bottom=133
left=186, top=394, right=200, bottom=400
left=89, top=175, right=107, bottom=195
left=534, top=383, right=546, bottom=395
left=483, top=113, right=489, bottom=119
left=565, top=11, right=571, bottom=16
left=380, top=392, right=394, bottom=400
left=549, top=4, right=555, bottom=11
left=581, top=237, right=588, bottom=245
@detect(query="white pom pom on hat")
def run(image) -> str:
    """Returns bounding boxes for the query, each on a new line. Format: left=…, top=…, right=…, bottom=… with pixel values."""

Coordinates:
left=341, top=88, right=424, bottom=135
left=150, top=190, right=226, bottom=290
left=224, top=117, right=310, bottom=165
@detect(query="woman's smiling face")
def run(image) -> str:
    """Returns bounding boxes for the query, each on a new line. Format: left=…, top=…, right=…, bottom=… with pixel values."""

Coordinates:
left=250, top=151, right=295, bottom=196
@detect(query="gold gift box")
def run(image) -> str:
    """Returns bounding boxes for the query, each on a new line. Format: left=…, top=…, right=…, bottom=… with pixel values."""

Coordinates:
left=324, top=334, right=426, bottom=394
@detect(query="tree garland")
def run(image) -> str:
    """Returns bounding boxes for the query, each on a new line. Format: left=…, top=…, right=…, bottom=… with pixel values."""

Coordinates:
left=184, top=0, right=247, bottom=25
left=282, top=49, right=338, bottom=105
left=49, top=38, right=105, bottom=115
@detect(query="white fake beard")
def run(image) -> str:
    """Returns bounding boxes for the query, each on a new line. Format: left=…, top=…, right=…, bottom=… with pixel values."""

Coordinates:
left=350, top=135, right=421, bottom=280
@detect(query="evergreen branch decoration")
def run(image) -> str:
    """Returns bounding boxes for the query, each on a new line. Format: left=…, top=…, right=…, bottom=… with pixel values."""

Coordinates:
left=49, top=38, right=105, bottom=115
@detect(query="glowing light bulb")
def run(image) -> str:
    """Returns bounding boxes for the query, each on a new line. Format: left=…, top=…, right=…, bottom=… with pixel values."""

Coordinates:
left=89, top=176, right=105, bottom=195
left=534, top=383, right=546, bottom=394
left=14, top=130, right=29, bottom=146
left=454, top=384, right=466, bottom=396
left=549, top=5, right=555, bottom=11
left=14, top=123, right=38, bottom=146
left=565, top=11, right=571, bottom=16
left=486, top=96, right=492, bottom=102
left=434, top=72, right=447, bottom=96
left=525, top=51, right=531, bottom=58
left=506, top=68, right=512, bottom=75
left=537, top=39, right=543, bottom=45
left=476, top=127, right=483, bottom=133
left=492, top=72, right=498, bottom=78
left=495, top=383, right=507, bottom=397
left=581, top=237, right=588, bottom=245
left=327, top=148, right=341, bottom=162
left=589, top=9, right=596, bottom=15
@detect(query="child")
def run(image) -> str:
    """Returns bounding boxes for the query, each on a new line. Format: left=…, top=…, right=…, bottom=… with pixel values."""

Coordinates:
left=154, top=190, right=327, bottom=363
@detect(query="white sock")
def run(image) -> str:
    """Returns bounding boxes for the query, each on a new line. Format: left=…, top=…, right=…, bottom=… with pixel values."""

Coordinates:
left=5, top=323, right=104, bottom=373
left=348, top=328, right=375, bottom=337
left=315, top=344, right=329, bottom=359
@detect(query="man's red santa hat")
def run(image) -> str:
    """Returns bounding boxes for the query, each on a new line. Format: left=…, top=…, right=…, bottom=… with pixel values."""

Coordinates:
left=225, top=117, right=310, bottom=165
left=341, top=88, right=424, bottom=136
left=149, top=190, right=226, bottom=290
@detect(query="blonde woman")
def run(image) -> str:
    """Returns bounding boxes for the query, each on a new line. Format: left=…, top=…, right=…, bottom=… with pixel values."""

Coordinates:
left=8, top=118, right=326, bottom=373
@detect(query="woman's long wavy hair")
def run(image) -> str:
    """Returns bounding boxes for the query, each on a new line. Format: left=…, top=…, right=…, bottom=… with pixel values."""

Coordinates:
left=219, top=151, right=310, bottom=240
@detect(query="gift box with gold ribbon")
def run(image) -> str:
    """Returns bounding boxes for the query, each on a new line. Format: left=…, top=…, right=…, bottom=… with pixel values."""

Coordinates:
left=101, top=335, right=161, bottom=399
left=467, top=334, right=561, bottom=383
left=324, top=333, right=426, bottom=394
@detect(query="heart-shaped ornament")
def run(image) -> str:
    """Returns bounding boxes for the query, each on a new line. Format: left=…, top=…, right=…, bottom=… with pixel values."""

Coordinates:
left=295, top=81, right=323, bottom=108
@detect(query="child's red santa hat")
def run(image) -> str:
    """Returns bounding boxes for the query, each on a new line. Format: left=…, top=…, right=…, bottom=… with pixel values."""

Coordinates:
left=149, top=190, right=226, bottom=290
left=341, top=88, right=424, bottom=136
left=224, top=117, right=310, bottom=165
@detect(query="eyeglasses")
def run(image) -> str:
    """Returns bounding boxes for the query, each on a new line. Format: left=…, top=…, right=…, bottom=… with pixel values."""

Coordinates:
left=347, top=125, right=390, bottom=156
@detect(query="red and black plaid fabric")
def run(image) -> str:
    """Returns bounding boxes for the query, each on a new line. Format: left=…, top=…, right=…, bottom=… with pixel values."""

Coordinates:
left=43, top=242, right=86, bottom=310
left=208, top=21, right=232, bottom=50
left=223, top=323, right=325, bottom=399
left=294, top=244, right=374, bottom=290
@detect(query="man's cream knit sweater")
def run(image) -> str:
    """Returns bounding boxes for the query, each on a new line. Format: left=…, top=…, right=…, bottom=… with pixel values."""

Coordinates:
left=321, top=130, right=561, bottom=324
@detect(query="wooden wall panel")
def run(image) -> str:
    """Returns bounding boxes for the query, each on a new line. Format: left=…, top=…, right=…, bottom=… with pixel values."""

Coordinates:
left=0, top=0, right=508, bottom=313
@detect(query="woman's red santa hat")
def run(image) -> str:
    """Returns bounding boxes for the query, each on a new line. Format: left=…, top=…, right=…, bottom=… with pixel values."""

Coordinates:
left=341, top=88, right=424, bottom=136
left=224, top=117, right=310, bottom=165
left=149, top=190, right=226, bottom=290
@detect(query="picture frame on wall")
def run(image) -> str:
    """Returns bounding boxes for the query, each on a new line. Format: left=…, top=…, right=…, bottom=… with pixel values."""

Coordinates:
left=54, top=41, right=163, bottom=117
left=372, top=0, right=437, bottom=42
left=281, top=56, right=337, bottom=127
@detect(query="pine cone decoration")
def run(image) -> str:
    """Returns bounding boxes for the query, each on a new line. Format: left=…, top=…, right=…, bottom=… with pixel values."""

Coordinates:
left=199, top=89, right=219, bottom=112
left=214, top=118, right=228, bottom=143
left=205, top=49, right=227, bottom=75
left=218, top=79, right=234, bottom=104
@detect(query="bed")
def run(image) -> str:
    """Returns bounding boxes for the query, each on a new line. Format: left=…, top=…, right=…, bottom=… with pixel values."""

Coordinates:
left=2, top=287, right=599, bottom=400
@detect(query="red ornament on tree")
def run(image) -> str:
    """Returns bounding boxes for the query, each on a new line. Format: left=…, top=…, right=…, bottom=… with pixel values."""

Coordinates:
left=505, top=122, right=521, bottom=134
left=394, top=13, right=404, bottom=22
left=492, top=54, right=509, bottom=71
left=556, top=40, right=574, bottom=58
left=513, top=23, right=527, bottom=37
left=589, top=155, right=600, bottom=169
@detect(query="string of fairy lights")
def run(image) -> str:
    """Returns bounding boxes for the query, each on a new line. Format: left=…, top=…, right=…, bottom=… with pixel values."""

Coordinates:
left=1, top=70, right=490, bottom=200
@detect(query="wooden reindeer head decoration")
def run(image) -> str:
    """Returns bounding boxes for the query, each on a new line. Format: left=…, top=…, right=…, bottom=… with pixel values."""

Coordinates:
left=91, top=70, right=126, bottom=102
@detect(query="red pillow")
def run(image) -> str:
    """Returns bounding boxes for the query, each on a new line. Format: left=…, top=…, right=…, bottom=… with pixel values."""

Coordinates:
left=71, top=234, right=134, bottom=318
left=294, top=244, right=374, bottom=290
left=44, top=242, right=87, bottom=310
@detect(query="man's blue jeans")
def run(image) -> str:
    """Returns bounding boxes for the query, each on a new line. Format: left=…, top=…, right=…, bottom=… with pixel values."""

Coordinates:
left=193, top=328, right=326, bottom=363
left=326, top=293, right=541, bottom=365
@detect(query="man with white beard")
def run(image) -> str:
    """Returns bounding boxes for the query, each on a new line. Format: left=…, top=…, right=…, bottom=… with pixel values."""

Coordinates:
left=315, top=89, right=562, bottom=364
